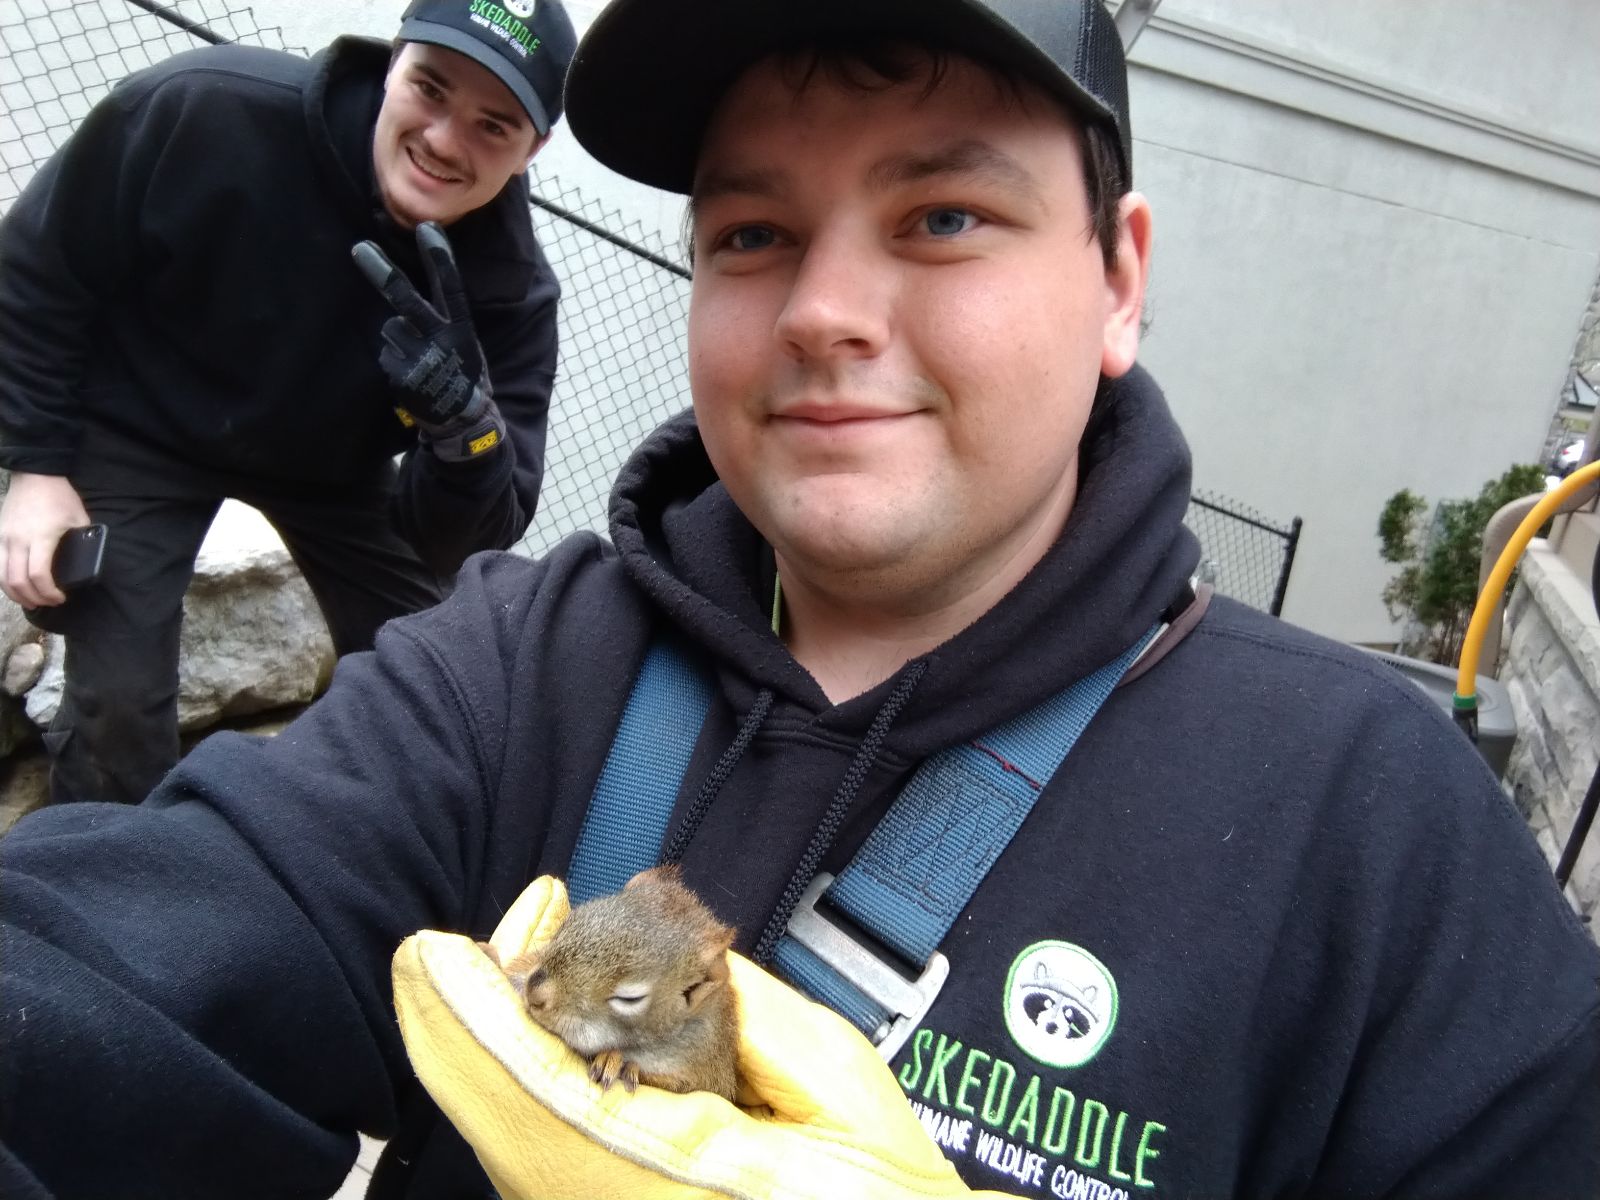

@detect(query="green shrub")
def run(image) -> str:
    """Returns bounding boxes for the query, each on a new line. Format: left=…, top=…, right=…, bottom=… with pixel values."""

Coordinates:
left=1377, top=464, right=1548, bottom=665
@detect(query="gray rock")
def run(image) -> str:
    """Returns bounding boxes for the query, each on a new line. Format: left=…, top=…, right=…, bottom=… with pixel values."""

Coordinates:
left=20, top=636, right=62, bottom=729
left=0, top=601, right=34, bottom=672
left=3, top=639, right=45, bottom=697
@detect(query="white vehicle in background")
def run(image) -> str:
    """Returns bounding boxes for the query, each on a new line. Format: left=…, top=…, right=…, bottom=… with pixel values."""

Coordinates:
left=1553, top=437, right=1587, bottom=479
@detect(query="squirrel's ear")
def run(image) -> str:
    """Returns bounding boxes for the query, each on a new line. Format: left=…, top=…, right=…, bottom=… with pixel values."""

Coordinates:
left=626, top=865, right=683, bottom=892
left=683, top=973, right=723, bottom=1011
left=697, top=924, right=735, bottom=981
left=684, top=944, right=731, bottom=1011
left=500, top=948, right=545, bottom=997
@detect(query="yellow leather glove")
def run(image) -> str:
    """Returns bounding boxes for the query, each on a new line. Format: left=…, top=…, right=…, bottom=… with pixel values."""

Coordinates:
left=392, top=875, right=1014, bottom=1200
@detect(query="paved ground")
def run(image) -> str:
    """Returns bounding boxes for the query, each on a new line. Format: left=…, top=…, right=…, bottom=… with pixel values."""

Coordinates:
left=333, top=1136, right=382, bottom=1199
left=0, top=748, right=48, bottom=835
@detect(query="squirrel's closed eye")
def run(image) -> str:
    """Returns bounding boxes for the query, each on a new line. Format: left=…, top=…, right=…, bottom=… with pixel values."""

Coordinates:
left=607, top=986, right=651, bottom=1017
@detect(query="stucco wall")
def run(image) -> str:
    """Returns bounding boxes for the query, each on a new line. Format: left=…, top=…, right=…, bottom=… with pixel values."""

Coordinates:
left=1126, top=1, right=1600, bottom=642
left=1167, top=1, right=1600, bottom=151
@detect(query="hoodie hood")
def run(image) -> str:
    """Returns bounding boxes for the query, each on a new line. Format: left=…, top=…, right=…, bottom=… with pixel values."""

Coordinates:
left=609, top=364, right=1200, bottom=757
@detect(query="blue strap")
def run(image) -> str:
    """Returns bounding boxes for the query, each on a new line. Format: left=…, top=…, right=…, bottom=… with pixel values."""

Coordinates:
left=566, top=638, right=715, bottom=905
left=771, top=633, right=1152, bottom=1035
left=768, top=935, right=889, bottom=1033
left=568, top=628, right=1153, bottom=1043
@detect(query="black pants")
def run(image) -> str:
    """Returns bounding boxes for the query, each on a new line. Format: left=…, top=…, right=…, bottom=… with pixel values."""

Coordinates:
left=27, top=433, right=445, bottom=805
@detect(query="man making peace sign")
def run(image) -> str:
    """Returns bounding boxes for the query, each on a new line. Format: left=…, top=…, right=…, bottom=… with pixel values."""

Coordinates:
left=0, top=0, right=577, bottom=805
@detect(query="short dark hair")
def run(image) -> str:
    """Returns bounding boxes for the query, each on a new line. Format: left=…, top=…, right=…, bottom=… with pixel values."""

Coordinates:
left=686, top=41, right=1128, bottom=269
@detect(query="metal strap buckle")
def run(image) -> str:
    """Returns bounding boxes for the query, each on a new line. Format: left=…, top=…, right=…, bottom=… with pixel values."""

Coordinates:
left=786, top=872, right=950, bottom=1061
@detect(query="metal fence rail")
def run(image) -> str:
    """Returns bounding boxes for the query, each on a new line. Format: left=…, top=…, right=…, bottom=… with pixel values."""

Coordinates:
left=1186, top=492, right=1302, bottom=616
left=1, top=0, right=1303, bottom=615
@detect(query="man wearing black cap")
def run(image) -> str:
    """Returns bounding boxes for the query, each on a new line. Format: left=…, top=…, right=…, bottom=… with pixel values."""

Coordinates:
left=0, top=0, right=577, bottom=806
left=2, top=1, right=1596, bottom=1198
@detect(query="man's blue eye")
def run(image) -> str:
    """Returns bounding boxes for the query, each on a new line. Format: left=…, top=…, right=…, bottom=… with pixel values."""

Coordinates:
left=729, top=227, right=776, bottom=251
left=924, top=209, right=975, bottom=236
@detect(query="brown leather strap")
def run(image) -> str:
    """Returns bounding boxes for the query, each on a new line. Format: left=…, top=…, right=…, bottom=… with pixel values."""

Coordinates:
left=1119, top=582, right=1213, bottom=688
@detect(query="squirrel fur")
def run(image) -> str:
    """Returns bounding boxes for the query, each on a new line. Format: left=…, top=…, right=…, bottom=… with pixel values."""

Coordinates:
left=483, top=865, right=740, bottom=1101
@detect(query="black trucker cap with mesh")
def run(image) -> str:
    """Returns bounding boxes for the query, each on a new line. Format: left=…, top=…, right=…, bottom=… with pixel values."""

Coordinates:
left=563, top=0, right=1131, bottom=196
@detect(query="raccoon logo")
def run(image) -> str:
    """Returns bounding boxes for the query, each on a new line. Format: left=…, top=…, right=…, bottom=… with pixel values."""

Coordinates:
left=1020, top=967, right=1099, bottom=1040
left=1004, top=941, right=1118, bottom=1068
left=506, top=0, right=537, bottom=18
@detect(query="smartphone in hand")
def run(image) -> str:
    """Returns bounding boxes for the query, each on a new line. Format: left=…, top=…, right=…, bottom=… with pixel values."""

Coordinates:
left=52, top=524, right=108, bottom=591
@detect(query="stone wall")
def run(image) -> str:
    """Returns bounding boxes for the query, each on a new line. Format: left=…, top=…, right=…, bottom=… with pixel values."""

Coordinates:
left=1503, top=537, right=1600, bottom=924
left=1576, top=271, right=1600, bottom=383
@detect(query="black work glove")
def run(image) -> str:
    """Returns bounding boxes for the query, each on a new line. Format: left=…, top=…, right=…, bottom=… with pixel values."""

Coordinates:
left=352, top=221, right=507, bottom=463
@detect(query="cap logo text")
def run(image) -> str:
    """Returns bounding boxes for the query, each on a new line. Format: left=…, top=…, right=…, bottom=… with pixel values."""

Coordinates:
left=468, top=0, right=542, bottom=59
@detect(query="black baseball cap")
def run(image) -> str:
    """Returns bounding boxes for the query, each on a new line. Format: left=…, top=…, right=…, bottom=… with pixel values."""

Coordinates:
left=564, top=0, right=1131, bottom=195
left=398, top=0, right=578, bottom=136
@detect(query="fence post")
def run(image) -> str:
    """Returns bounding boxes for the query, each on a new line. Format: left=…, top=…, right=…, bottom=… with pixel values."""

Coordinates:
left=1269, top=516, right=1303, bottom=617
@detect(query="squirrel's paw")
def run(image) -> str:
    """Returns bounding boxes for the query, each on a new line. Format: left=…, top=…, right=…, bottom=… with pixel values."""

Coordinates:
left=589, top=1050, right=641, bottom=1093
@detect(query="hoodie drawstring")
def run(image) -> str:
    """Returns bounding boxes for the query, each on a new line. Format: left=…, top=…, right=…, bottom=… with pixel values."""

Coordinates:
left=751, top=659, right=929, bottom=966
left=659, top=687, right=776, bottom=866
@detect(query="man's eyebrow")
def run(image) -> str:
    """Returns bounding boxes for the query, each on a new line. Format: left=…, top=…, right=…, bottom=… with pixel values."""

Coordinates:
left=413, top=61, right=526, bottom=130
left=868, top=140, right=1043, bottom=202
left=479, top=103, right=526, bottom=130
left=692, top=165, right=789, bottom=205
left=694, top=142, right=1043, bottom=206
left=414, top=62, right=455, bottom=92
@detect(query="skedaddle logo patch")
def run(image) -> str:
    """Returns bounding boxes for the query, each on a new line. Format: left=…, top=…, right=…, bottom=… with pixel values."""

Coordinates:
left=1005, top=941, right=1118, bottom=1068
left=892, top=940, right=1168, bottom=1196
left=505, top=0, right=536, bottom=16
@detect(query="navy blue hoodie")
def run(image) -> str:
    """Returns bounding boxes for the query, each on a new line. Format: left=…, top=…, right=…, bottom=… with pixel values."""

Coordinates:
left=0, top=37, right=560, bottom=573
left=2, top=368, right=1596, bottom=1199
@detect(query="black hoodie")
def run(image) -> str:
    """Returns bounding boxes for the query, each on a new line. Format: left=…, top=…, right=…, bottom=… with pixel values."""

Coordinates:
left=2, top=370, right=1596, bottom=1199
left=0, top=38, right=559, bottom=571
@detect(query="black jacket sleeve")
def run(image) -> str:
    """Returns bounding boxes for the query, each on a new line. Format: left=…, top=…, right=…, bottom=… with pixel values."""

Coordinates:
left=0, top=74, right=155, bottom=474
left=0, top=554, right=541, bottom=1198
left=392, top=240, right=560, bottom=576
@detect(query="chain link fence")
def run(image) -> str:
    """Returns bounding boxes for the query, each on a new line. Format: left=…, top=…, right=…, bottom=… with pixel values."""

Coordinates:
left=1185, top=492, right=1302, bottom=616
left=519, top=184, right=693, bottom=554
left=1, top=0, right=1301, bottom=615
left=0, top=0, right=302, bottom=209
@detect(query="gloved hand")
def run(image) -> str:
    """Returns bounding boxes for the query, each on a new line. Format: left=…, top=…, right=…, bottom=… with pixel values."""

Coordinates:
left=392, top=876, right=1011, bottom=1200
left=351, top=221, right=506, bottom=463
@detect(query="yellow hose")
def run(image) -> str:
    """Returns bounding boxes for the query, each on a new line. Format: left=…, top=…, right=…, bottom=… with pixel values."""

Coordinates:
left=1455, top=459, right=1600, bottom=708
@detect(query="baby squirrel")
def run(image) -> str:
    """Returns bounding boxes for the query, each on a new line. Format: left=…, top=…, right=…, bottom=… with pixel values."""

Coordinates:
left=483, top=866, right=740, bottom=1101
